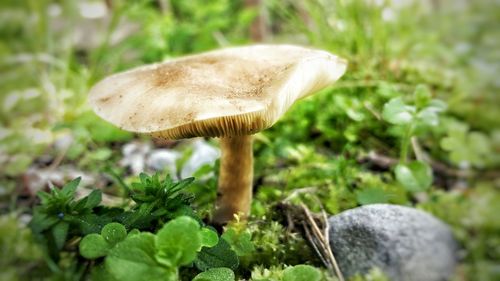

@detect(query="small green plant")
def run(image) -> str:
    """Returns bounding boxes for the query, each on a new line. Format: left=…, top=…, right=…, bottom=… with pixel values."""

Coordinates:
left=103, top=216, right=220, bottom=281
left=29, top=177, right=106, bottom=260
left=28, top=173, right=247, bottom=280
left=250, top=264, right=325, bottom=281
left=382, top=85, right=447, bottom=192
left=28, top=173, right=198, bottom=260
left=0, top=215, right=43, bottom=281
left=79, top=222, right=128, bottom=259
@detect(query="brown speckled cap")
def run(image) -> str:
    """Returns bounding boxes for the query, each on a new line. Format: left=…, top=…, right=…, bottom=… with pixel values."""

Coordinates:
left=88, top=45, right=347, bottom=140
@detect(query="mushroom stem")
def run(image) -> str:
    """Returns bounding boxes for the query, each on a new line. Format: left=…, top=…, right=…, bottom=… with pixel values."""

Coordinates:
left=213, top=135, right=253, bottom=224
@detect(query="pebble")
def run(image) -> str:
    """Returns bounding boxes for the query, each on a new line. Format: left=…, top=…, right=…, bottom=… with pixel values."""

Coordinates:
left=328, top=204, right=458, bottom=281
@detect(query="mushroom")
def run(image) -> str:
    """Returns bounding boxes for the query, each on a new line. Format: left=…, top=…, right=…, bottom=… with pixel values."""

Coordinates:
left=88, top=45, right=347, bottom=224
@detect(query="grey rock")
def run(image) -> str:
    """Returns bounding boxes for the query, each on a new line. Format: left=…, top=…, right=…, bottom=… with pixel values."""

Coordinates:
left=146, top=149, right=180, bottom=174
left=180, top=139, right=220, bottom=179
left=119, top=142, right=151, bottom=175
left=328, top=204, right=458, bottom=281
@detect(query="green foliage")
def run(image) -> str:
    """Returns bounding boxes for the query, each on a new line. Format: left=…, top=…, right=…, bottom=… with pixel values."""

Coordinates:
left=250, top=264, right=331, bottom=281
left=394, top=161, right=433, bottom=192
left=282, top=265, right=321, bottom=281
left=419, top=185, right=500, bottom=281
left=80, top=234, right=109, bottom=259
left=2, top=0, right=499, bottom=280
left=79, top=223, right=127, bottom=259
left=156, top=216, right=202, bottom=267
left=29, top=173, right=197, bottom=263
left=356, top=187, right=389, bottom=205
left=240, top=221, right=318, bottom=269
left=382, top=98, right=416, bottom=125
left=222, top=227, right=255, bottom=257
left=0, top=215, right=43, bottom=281
left=195, top=238, right=239, bottom=271
left=440, top=122, right=498, bottom=168
left=193, top=267, right=235, bottom=281
left=122, top=173, right=196, bottom=229
left=27, top=174, right=244, bottom=280
left=117, top=0, right=254, bottom=64
left=29, top=177, right=107, bottom=260
left=380, top=87, right=447, bottom=192
left=106, top=216, right=229, bottom=281
left=106, top=232, right=170, bottom=281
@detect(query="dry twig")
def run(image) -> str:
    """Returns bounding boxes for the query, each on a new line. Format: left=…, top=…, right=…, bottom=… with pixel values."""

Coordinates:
left=300, top=203, right=345, bottom=281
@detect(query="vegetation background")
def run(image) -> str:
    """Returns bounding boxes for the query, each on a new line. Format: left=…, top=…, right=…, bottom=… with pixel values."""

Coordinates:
left=0, top=0, right=498, bottom=280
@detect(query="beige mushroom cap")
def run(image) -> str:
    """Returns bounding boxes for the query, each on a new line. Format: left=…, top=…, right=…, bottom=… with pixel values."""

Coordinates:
left=89, top=45, right=347, bottom=140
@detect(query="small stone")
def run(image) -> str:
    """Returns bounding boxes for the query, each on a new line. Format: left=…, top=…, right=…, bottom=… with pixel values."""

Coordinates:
left=180, top=139, right=220, bottom=178
left=328, top=204, right=458, bottom=281
left=146, top=149, right=180, bottom=174
left=119, top=141, right=151, bottom=175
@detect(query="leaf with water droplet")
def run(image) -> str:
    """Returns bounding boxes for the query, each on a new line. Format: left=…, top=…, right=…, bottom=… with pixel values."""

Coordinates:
left=102, top=222, right=127, bottom=246
left=80, top=233, right=110, bottom=259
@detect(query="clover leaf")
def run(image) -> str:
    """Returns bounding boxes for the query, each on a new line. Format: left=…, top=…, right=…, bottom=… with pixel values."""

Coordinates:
left=195, top=238, right=239, bottom=271
left=414, top=84, right=432, bottom=109
left=155, top=216, right=201, bottom=267
left=356, top=187, right=390, bottom=205
left=80, top=234, right=109, bottom=259
left=441, top=123, right=492, bottom=167
left=193, top=267, right=235, bottom=281
left=102, top=223, right=128, bottom=246
left=416, top=99, right=447, bottom=126
left=395, top=161, right=433, bottom=192
left=106, top=233, right=173, bottom=281
left=79, top=222, right=128, bottom=259
left=382, top=98, right=416, bottom=125
left=104, top=216, right=234, bottom=281
left=200, top=227, right=219, bottom=248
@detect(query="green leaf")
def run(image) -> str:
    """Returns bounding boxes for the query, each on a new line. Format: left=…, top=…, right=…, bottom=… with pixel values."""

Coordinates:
left=283, top=265, right=321, bottom=281
left=221, top=228, right=255, bottom=257
left=90, top=264, right=119, bottom=281
left=52, top=221, right=69, bottom=250
left=61, top=177, right=82, bottom=198
left=195, top=238, right=239, bottom=271
left=29, top=212, right=58, bottom=233
left=60, top=177, right=81, bottom=197
left=193, top=267, right=235, bottom=281
left=414, top=84, right=431, bottom=109
left=395, top=161, right=433, bottom=192
left=76, top=213, right=113, bottom=235
left=36, top=191, right=52, bottom=205
left=356, top=187, right=389, bottom=205
left=200, top=228, right=219, bottom=248
left=382, top=98, right=415, bottom=125
left=155, top=216, right=201, bottom=267
left=80, top=233, right=110, bottom=259
left=416, top=99, right=446, bottom=126
left=106, top=233, right=169, bottom=281
left=416, top=108, right=439, bottom=126
left=85, top=189, right=102, bottom=209
left=102, top=223, right=127, bottom=246
left=91, top=148, right=113, bottom=161
left=128, top=229, right=140, bottom=237
left=169, top=177, right=195, bottom=195
left=427, top=99, right=447, bottom=112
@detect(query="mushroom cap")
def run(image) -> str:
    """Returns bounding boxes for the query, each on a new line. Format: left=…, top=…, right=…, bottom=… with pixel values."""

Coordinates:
left=88, top=44, right=347, bottom=139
